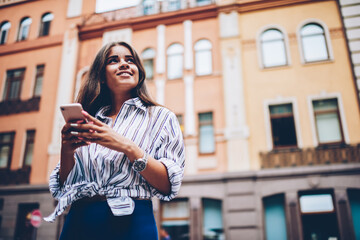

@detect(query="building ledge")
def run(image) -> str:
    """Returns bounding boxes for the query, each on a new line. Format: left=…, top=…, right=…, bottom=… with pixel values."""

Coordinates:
left=183, top=163, right=360, bottom=184
left=0, top=34, right=63, bottom=56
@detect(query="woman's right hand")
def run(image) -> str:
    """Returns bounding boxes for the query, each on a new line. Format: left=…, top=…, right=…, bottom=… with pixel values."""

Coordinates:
left=61, top=120, right=89, bottom=154
left=59, top=120, right=89, bottom=184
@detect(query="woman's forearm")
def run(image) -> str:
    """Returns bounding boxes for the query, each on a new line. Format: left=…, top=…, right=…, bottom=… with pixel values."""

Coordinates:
left=125, top=144, right=171, bottom=195
left=59, top=148, right=76, bottom=185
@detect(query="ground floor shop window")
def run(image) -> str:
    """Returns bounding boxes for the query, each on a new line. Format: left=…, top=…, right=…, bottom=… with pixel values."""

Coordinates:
left=299, top=191, right=340, bottom=240
left=161, top=199, right=190, bottom=240
left=348, top=189, right=360, bottom=240
left=263, top=194, right=287, bottom=240
left=202, top=198, right=224, bottom=240
left=14, top=202, right=39, bottom=240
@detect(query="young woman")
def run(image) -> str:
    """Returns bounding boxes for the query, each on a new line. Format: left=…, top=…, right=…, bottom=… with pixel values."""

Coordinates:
left=45, top=42, right=185, bottom=240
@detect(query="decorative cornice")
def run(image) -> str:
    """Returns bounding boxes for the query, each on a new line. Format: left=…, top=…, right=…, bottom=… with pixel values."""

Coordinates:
left=218, top=0, right=331, bottom=14
left=0, top=34, right=63, bottom=56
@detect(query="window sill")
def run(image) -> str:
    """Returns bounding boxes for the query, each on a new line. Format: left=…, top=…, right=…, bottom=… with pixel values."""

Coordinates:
left=0, top=97, right=41, bottom=115
left=302, top=59, right=334, bottom=66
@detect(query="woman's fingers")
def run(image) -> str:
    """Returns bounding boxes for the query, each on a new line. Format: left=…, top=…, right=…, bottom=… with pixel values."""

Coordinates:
left=82, top=111, right=104, bottom=127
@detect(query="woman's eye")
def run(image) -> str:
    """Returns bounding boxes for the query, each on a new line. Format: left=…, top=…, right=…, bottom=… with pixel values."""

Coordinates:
left=108, top=58, right=117, bottom=63
left=127, top=58, right=134, bottom=63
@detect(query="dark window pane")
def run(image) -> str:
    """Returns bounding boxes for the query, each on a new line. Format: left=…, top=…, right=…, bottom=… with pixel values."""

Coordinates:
left=270, top=104, right=297, bottom=147
left=0, top=132, right=15, bottom=168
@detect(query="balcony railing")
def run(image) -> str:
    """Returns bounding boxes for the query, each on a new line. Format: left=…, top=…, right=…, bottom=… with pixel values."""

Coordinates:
left=82, top=0, right=216, bottom=26
left=0, top=96, right=40, bottom=115
left=260, top=144, right=360, bottom=169
left=0, top=167, right=31, bottom=185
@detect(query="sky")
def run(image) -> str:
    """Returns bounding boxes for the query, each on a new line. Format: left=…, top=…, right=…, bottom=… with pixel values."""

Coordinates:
left=95, top=0, right=142, bottom=13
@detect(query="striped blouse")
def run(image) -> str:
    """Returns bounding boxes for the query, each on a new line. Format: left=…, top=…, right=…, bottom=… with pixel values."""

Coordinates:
left=44, top=97, right=185, bottom=222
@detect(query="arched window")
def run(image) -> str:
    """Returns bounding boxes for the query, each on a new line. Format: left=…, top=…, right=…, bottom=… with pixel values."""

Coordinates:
left=17, top=17, right=32, bottom=41
left=260, top=29, right=288, bottom=68
left=167, top=43, right=183, bottom=80
left=141, top=48, right=156, bottom=80
left=0, top=21, right=11, bottom=45
left=194, top=39, right=212, bottom=76
left=300, top=23, right=330, bottom=63
left=39, top=12, right=53, bottom=37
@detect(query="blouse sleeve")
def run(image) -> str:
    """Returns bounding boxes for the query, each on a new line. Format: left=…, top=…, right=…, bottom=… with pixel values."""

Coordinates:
left=48, top=149, right=83, bottom=199
left=151, top=111, right=185, bottom=201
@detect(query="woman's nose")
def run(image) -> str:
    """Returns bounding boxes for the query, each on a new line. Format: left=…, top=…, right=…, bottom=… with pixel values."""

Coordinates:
left=119, top=59, right=129, bottom=69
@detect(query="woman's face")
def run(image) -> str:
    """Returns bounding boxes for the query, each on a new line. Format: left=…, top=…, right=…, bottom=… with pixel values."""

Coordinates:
left=104, top=45, right=139, bottom=96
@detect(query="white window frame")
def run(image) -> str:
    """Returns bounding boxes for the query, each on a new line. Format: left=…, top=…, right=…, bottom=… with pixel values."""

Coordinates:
left=0, top=21, right=11, bottom=44
left=17, top=17, right=32, bottom=41
left=141, top=47, right=156, bottom=80
left=307, top=92, right=349, bottom=147
left=39, top=12, right=54, bottom=37
left=257, top=25, right=291, bottom=69
left=297, top=19, right=334, bottom=64
left=194, top=39, right=213, bottom=76
left=264, top=97, right=303, bottom=151
left=167, top=43, right=184, bottom=80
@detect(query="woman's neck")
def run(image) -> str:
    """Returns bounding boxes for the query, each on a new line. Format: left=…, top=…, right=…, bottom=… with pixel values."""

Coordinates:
left=109, top=93, right=134, bottom=117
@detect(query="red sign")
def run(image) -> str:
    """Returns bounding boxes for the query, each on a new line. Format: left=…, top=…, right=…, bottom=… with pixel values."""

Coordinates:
left=30, top=209, right=42, bottom=228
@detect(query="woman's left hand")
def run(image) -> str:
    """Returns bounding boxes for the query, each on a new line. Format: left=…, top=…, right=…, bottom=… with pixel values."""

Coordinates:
left=69, top=111, right=134, bottom=154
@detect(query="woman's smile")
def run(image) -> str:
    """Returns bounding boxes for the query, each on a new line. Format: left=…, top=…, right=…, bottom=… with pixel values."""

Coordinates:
left=105, top=45, right=139, bottom=94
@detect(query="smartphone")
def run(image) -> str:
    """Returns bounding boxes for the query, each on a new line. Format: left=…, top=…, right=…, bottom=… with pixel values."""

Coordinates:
left=60, top=103, right=87, bottom=123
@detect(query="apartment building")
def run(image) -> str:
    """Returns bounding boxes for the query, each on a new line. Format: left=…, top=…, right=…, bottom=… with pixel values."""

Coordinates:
left=0, top=0, right=359, bottom=239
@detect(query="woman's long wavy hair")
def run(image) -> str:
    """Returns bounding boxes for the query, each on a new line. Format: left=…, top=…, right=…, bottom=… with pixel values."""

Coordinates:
left=76, top=41, right=158, bottom=116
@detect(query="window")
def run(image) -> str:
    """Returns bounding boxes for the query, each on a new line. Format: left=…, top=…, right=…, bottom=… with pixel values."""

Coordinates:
left=269, top=104, right=297, bottom=148
left=39, top=13, right=53, bottom=37
left=0, top=198, right=3, bottom=230
left=348, top=189, right=360, bottom=240
left=14, top=203, right=39, bottom=240
left=260, top=29, right=288, bottom=68
left=23, top=130, right=35, bottom=168
left=167, top=0, right=181, bottom=11
left=263, top=194, right=287, bottom=240
left=33, top=64, right=44, bottom=97
left=312, top=98, right=343, bottom=145
left=167, top=43, right=183, bottom=79
left=194, top=39, right=212, bottom=76
left=299, top=191, right=340, bottom=240
left=141, top=48, right=155, bottom=80
left=0, top=132, right=15, bottom=169
left=0, top=21, right=11, bottom=45
left=203, top=199, right=224, bottom=240
left=199, top=112, right=215, bottom=154
left=176, top=114, right=184, bottom=134
left=197, top=0, right=212, bottom=6
left=17, top=17, right=32, bottom=41
left=300, top=23, right=330, bottom=62
left=161, top=199, right=190, bottom=240
left=143, top=0, right=157, bottom=15
left=2, top=68, right=25, bottom=101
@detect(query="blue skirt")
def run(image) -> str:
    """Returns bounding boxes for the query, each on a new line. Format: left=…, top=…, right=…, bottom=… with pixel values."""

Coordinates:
left=59, top=199, right=158, bottom=240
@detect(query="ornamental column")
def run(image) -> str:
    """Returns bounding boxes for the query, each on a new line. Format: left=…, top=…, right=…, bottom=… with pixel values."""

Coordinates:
left=219, top=11, right=250, bottom=171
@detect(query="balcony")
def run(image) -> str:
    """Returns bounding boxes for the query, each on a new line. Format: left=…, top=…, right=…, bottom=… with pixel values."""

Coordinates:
left=0, top=97, right=40, bottom=115
left=0, top=167, right=31, bottom=185
left=260, top=144, right=360, bottom=169
left=82, top=0, right=216, bottom=27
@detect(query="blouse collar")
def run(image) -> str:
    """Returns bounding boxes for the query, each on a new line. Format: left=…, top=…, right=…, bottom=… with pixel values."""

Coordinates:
left=95, top=97, right=147, bottom=121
